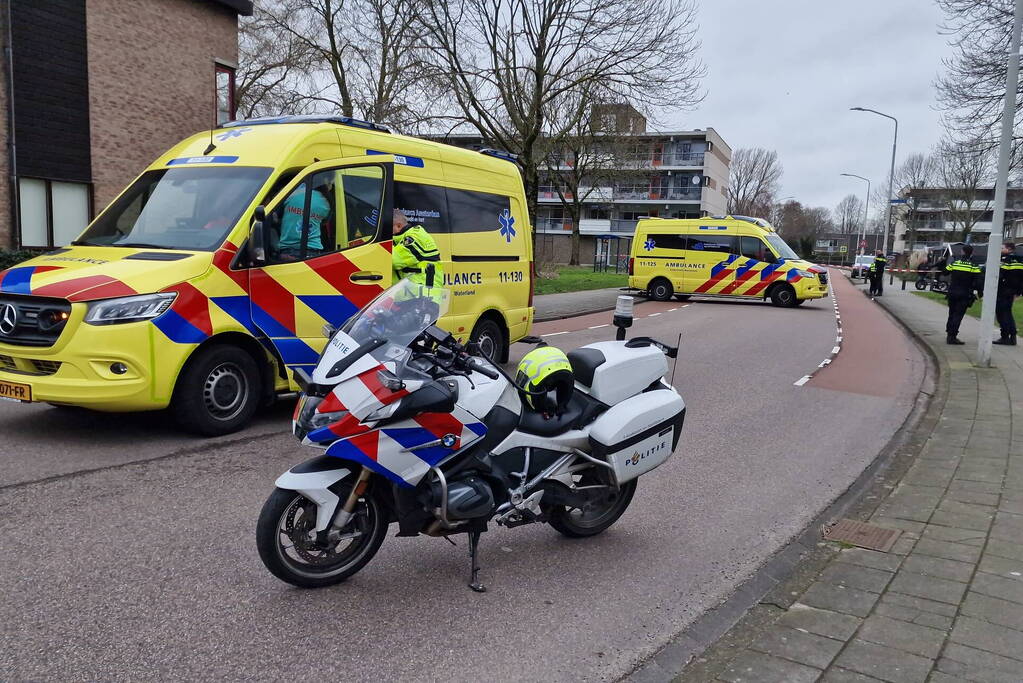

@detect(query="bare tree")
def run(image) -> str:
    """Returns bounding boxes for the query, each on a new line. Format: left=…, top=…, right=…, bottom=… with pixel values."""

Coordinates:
left=243, top=0, right=446, bottom=130
left=894, top=152, right=938, bottom=251
left=935, top=0, right=1023, bottom=159
left=237, top=6, right=315, bottom=118
left=833, top=194, right=864, bottom=234
left=774, top=200, right=833, bottom=258
left=541, top=100, right=645, bottom=265
left=935, top=138, right=996, bottom=241
left=415, top=0, right=705, bottom=228
left=726, top=148, right=783, bottom=217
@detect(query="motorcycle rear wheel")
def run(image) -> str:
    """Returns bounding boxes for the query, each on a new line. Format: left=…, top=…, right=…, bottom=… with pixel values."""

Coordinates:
left=548, top=479, right=637, bottom=538
left=256, top=487, right=387, bottom=588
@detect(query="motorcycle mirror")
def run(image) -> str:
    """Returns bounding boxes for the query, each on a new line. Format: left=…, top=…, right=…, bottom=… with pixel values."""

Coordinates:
left=248, top=205, right=267, bottom=266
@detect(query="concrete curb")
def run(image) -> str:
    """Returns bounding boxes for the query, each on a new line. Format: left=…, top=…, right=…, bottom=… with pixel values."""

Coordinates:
left=533, top=288, right=640, bottom=323
left=623, top=275, right=941, bottom=683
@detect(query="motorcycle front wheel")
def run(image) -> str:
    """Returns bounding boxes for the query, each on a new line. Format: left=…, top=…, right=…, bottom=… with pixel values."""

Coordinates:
left=548, top=479, right=637, bottom=538
left=915, top=279, right=928, bottom=291
left=256, top=487, right=388, bottom=588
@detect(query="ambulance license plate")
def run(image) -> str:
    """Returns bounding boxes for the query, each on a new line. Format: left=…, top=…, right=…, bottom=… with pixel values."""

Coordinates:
left=0, top=379, right=32, bottom=402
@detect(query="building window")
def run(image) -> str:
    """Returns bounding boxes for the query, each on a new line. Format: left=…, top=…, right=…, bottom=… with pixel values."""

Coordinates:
left=216, top=63, right=237, bottom=126
left=18, top=178, right=91, bottom=247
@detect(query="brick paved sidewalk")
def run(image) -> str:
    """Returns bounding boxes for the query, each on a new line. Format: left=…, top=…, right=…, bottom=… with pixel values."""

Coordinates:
left=684, top=285, right=1023, bottom=683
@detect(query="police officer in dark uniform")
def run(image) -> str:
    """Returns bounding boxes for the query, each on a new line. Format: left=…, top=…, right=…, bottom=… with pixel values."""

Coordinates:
left=993, top=241, right=1023, bottom=345
left=945, top=244, right=983, bottom=345
left=868, top=250, right=887, bottom=297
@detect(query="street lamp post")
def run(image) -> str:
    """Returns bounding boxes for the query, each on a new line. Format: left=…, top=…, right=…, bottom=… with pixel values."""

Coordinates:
left=840, top=173, right=870, bottom=257
left=851, top=107, right=898, bottom=265
left=978, top=0, right=1023, bottom=367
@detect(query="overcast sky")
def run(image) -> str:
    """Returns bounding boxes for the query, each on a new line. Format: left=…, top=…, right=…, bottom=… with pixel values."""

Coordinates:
left=665, top=0, right=954, bottom=215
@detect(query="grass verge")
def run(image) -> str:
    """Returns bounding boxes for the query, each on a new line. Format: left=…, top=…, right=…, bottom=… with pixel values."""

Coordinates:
left=536, top=266, right=628, bottom=295
left=912, top=290, right=1023, bottom=327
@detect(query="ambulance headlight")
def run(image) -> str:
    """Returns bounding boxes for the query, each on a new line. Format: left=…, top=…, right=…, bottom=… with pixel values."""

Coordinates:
left=84, top=293, right=177, bottom=325
left=797, top=270, right=814, bottom=279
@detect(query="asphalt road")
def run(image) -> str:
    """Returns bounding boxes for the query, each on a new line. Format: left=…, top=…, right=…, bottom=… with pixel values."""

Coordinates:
left=0, top=272, right=925, bottom=682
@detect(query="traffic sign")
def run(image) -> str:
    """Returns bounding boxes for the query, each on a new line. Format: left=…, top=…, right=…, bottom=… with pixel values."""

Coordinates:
left=860, top=239, right=867, bottom=248
left=840, top=246, right=848, bottom=253
left=890, top=198, right=908, bottom=204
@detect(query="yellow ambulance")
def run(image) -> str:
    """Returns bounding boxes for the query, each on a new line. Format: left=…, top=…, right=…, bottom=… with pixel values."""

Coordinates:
left=628, top=216, right=828, bottom=306
left=0, top=115, right=533, bottom=435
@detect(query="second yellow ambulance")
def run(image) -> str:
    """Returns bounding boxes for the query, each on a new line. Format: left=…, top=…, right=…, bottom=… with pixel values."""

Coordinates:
left=629, top=216, right=828, bottom=306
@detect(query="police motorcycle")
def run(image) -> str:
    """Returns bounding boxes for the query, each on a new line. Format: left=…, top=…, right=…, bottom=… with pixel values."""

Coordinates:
left=256, top=279, right=686, bottom=591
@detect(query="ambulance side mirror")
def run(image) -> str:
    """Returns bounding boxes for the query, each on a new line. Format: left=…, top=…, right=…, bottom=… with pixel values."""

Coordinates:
left=248, top=205, right=267, bottom=266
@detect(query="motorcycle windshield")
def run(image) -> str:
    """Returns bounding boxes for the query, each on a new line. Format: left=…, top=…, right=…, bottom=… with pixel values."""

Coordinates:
left=340, top=278, right=450, bottom=364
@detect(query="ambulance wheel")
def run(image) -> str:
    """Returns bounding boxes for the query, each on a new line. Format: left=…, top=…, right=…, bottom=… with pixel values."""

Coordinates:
left=648, top=278, right=673, bottom=301
left=470, top=318, right=505, bottom=362
left=172, top=344, right=261, bottom=436
left=770, top=284, right=798, bottom=308
left=674, top=294, right=691, bottom=302
left=548, top=479, right=637, bottom=538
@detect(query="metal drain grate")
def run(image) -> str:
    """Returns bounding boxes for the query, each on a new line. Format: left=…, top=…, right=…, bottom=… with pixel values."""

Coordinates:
left=823, top=519, right=901, bottom=552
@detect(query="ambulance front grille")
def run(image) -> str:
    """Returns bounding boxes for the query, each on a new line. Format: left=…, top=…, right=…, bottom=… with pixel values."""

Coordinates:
left=31, top=359, right=62, bottom=375
left=818, top=272, right=829, bottom=286
left=0, top=294, right=72, bottom=347
left=0, top=354, right=61, bottom=376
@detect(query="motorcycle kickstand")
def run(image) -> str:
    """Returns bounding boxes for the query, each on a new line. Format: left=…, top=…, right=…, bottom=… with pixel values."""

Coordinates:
left=468, top=529, right=486, bottom=593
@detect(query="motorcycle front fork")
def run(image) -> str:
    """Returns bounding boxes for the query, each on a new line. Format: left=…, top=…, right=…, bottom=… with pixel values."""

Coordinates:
left=330, top=467, right=372, bottom=533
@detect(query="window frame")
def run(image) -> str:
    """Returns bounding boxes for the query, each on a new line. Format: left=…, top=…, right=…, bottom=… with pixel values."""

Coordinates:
left=261, top=162, right=391, bottom=265
left=215, top=62, right=237, bottom=127
left=16, top=176, right=94, bottom=248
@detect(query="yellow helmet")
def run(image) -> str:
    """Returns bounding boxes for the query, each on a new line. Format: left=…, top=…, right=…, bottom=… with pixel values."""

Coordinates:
left=515, top=346, right=574, bottom=414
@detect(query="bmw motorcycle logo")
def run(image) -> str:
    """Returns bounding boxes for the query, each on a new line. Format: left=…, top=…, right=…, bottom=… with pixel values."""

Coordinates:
left=441, top=433, right=458, bottom=448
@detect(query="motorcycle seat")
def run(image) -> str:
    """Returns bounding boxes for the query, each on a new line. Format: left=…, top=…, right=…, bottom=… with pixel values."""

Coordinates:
left=517, top=391, right=606, bottom=437
left=567, top=348, right=605, bottom=387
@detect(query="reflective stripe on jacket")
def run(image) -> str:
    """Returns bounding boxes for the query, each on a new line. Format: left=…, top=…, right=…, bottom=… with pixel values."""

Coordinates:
left=999, top=254, right=1023, bottom=296
left=393, top=225, right=443, bottom=288
left=946, top=259, right=983, bottom=299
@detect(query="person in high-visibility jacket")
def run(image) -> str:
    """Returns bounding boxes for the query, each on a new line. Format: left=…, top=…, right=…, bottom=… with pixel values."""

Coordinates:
left=945, top=244, right=984, bottom=345
left=867, top=250, right=887, bottom=297
left=994, top=241, right=1023, bottom=346
left=392, top=209, right=443, bottom=289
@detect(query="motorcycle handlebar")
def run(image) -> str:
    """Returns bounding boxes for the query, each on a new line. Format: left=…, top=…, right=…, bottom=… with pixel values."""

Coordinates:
left=467, top=356, right=500, bottom=380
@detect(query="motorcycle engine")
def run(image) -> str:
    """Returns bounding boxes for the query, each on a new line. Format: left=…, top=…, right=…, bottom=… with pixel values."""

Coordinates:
left=432, top=475, right=495, bottom=520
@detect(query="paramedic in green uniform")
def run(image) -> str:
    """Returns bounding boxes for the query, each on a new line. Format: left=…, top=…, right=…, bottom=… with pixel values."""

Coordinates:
left=277, top=182, right=331, bottom=261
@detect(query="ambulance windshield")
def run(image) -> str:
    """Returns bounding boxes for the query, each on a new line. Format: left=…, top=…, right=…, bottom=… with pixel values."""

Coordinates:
left=765, top=233, right=799, bottom=260
left=75, top=166, right=272, bottom=251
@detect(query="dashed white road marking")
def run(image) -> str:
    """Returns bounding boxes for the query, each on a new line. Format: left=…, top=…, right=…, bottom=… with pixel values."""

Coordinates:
left=541, top=331, right=568, bottom=337
left=795, top=271, right=844, bottom=387
left=647, top=313, right=662, bottom=317
left=588, top=324, right=609, bottom=329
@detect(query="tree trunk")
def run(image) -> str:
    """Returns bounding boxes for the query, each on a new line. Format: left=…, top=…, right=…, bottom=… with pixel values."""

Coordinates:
left=568, top=202, right=582, bottom=266
left=520, top=159, right=540, bottom=254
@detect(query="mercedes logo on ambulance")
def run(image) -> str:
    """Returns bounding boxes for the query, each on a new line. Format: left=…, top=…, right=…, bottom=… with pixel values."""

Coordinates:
left=0, top=303, right=17, bottom=336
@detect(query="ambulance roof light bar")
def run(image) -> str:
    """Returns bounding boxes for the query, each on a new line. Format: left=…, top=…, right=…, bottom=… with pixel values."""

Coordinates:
left=222, top=115, right=391, bottom=133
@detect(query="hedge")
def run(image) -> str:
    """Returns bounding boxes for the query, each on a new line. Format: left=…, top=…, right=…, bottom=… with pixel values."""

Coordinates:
left=0, top=250, right=37, bottom=271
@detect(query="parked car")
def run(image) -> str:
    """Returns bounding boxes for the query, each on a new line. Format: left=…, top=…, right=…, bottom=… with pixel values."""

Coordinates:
left=851, top=254, right=875, bottom=278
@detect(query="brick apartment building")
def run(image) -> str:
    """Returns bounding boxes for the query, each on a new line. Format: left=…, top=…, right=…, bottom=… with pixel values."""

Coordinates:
left=0, top=0, right=252, bottom=250
left=431, top=106, right=731, bottom=265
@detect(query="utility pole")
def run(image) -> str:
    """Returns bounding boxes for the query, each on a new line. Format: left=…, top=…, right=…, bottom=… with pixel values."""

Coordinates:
left=978, top=0, right=1023, bottom=367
